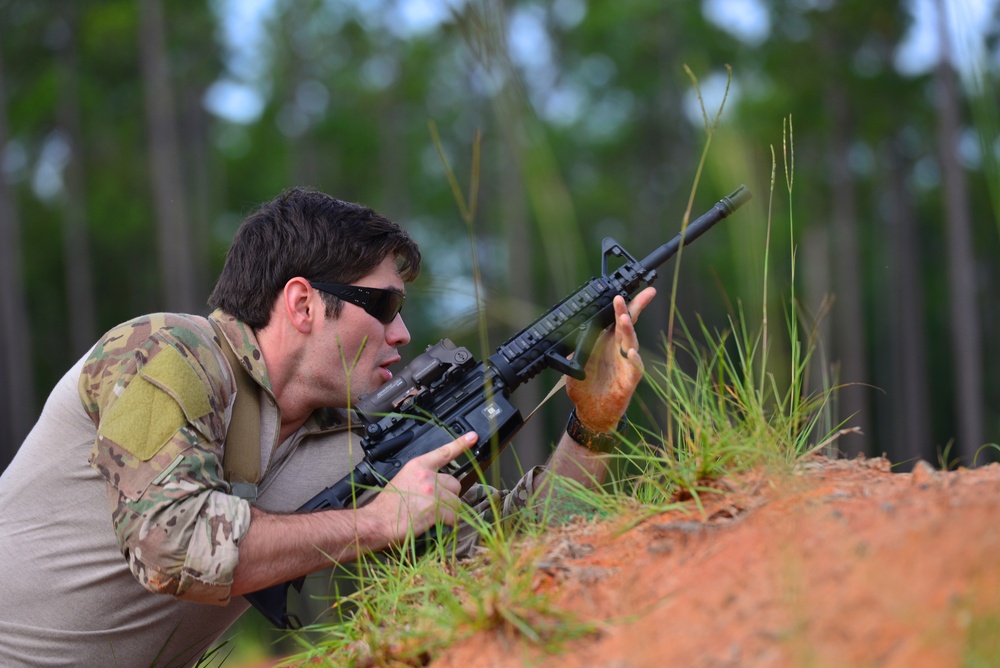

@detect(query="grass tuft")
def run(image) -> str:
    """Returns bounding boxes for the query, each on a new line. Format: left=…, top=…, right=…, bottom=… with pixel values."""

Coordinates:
left=274, top=502, right=595, bottom=667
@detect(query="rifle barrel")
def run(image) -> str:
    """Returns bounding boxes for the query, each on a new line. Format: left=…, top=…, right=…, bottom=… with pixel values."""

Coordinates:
left=639, top=184, right=751, bottom=271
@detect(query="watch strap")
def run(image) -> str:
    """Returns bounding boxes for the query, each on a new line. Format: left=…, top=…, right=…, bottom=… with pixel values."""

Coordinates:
left=565, top=408, right=627, bottom=453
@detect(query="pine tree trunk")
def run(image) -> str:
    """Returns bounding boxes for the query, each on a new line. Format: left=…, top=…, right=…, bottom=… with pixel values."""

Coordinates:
left=885, top=140, right=933, bottom=467
left=0, top=51, right=35, bottom=466
left=826, top=81, right=870, bottom=457
left=139, top=0, right=200, bottom=314
left=53, top=12, right=98, bottom=355
left=934, top=0, right=984, bottom=465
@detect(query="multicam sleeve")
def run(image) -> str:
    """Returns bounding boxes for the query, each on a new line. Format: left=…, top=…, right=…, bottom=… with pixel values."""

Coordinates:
left=80, top=315, right=251, bottom=606
left=450, top=465, right=546, bottom=558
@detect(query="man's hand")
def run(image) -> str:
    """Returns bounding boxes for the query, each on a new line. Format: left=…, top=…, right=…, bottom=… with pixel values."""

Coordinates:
left=565, top=287, right=656, bottom=431
left=231, top=432, right=477, bottom=597
left=363, top=432, right=478, bottom=544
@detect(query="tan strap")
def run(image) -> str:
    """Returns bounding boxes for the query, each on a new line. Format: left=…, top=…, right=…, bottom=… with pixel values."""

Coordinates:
left=210, top=320, right=262, bottom=500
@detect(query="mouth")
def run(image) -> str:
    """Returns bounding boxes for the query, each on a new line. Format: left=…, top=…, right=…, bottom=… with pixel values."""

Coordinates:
left=379, top=355, right=401, bottom=379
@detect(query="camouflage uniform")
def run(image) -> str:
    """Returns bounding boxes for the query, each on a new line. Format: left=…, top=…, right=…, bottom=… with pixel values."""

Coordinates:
left=79, top=311, right=249, bottom=605
left=0, top=309, right=541, bottom=667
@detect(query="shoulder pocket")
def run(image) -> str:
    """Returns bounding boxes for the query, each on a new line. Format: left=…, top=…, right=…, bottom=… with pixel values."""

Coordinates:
left=98, top=346, right=211, bottom=462
left=92, top=345, right=211, bottom=501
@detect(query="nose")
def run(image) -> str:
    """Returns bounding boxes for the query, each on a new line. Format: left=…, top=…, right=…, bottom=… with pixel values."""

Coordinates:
left=386, top=314, right=410, bottom=347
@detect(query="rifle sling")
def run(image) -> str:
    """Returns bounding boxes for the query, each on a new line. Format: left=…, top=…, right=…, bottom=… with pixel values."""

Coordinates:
left=211, top=320, right=262, bottom=501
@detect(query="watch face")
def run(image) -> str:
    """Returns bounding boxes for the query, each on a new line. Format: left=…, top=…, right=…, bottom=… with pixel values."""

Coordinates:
left=567, top=410, right=623, bottom=453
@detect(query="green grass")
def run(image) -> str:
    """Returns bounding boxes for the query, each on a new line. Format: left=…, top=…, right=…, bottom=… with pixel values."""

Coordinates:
left=267, top=506, right=597, bottom=666
left=963, top=612, right=1000, bottom=668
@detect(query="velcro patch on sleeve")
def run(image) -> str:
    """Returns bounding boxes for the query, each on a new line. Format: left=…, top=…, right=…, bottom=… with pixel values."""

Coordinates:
left=98, top=346, right=211, bottom=461
left=141, top=344, right=212, bottom=422
left=98, top=375, right=187, bottom=461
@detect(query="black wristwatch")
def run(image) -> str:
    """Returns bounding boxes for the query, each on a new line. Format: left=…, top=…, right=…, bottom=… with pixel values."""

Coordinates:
left=565, top=408, right=628, bottom=453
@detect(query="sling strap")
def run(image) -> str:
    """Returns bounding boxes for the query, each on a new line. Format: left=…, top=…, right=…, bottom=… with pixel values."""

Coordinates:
left=211, top=320, right=262, bottom=501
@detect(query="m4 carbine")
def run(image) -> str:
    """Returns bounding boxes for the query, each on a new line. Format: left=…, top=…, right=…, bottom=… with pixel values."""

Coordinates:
left=249, top=185, right=752, bottom=628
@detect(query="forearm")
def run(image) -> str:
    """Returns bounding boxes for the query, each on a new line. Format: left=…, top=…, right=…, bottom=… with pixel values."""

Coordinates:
left=230, top=505, right=389, bottom=596
left=533, top=431, right=611, bottom=498
left=538, top=289, right=651, bottom=497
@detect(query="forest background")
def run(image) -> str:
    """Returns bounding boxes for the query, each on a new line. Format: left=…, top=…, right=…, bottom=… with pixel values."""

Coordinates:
left=1, top=0, right=999, bottom=481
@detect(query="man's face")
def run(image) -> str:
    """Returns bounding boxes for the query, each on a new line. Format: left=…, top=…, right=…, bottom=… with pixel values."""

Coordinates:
left=309, top=254, right=411, bottom=406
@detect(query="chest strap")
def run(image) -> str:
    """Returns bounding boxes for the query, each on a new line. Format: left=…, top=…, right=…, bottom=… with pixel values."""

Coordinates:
left=210, top=320, right=262, bottom=501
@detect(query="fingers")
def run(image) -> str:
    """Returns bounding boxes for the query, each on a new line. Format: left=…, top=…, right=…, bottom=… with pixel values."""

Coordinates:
left=427, top=434, right=478, bottom=514
left=393, top=431, right=479, bottom=490
left=422, top=432, right=477, bottom=469
left=614, top=297, right=640, bottom=359
left=624, top=286, right=657, bottom=323
left=376, top=433, right=479, bottom=542
left=407, top=431, right=477, bottom=504
left=613, top=288, right=656, bottom=360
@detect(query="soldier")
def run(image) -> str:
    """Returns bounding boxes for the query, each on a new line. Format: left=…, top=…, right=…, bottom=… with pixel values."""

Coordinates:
left=0, top=187, right=654, bottom=666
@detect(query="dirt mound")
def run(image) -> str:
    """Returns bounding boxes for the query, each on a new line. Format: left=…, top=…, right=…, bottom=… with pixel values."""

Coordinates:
left=431, top=456, right=1000, bottom=668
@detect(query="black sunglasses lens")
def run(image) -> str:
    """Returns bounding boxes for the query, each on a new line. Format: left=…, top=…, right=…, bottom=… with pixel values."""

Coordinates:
left=310, top=282, right=403, bottom=324
left=370, top=290, right=404, bottom=324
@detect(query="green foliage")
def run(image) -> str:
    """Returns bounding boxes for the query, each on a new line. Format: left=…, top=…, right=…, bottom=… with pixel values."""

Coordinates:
left=5, top=0, right=996, bottom=464
left=963, top=612, right=1000, bottom=668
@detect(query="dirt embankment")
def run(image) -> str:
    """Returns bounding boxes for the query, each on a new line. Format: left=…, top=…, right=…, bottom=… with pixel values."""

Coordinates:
left=432, top=456, right=1000, bottom=668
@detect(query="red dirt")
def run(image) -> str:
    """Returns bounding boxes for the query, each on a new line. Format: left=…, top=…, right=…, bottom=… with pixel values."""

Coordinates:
left=430, top=455, right=1000, bottom=668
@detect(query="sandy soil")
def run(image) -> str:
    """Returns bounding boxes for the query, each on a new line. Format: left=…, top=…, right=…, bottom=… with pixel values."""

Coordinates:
left=430, top=455, right=1000, bottom=668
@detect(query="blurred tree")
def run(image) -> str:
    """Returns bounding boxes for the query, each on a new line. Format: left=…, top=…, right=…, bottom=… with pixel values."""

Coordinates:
left=50, top=8, right=98, bottom=357
left=0, top=46, right=35, bottom=466
left=723, top=0, right=947, bottom=460
left=139, top=0, right=202, bottom=314
left=1, top=0, right=998, bottom=472
left=822, top=38, right=871, bottom=459
left=934, top=0, right=985, bottom=465
left=883, top=137, right=933, bottom=465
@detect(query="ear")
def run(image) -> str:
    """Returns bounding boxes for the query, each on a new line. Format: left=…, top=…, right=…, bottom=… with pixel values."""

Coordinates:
left=282, top=277, right=318, bottom=334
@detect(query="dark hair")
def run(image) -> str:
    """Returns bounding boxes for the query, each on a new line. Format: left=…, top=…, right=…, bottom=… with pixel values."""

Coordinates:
left=208, top=187, right=421, bottom=329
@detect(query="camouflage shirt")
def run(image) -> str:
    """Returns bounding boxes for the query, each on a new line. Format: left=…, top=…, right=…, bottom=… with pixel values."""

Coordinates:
left=78, top=311, right=256, bottom=605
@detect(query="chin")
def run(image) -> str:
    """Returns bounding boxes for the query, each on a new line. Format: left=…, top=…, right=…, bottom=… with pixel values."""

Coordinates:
left=350, top=378, right=385, bottom=404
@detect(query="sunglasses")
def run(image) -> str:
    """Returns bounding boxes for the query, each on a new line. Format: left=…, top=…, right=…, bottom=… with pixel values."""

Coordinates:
left=309, top=282, right=405, bottom=324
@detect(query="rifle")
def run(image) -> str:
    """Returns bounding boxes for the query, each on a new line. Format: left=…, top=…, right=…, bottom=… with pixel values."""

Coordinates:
left=248, top=185, right=752, bottom=628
